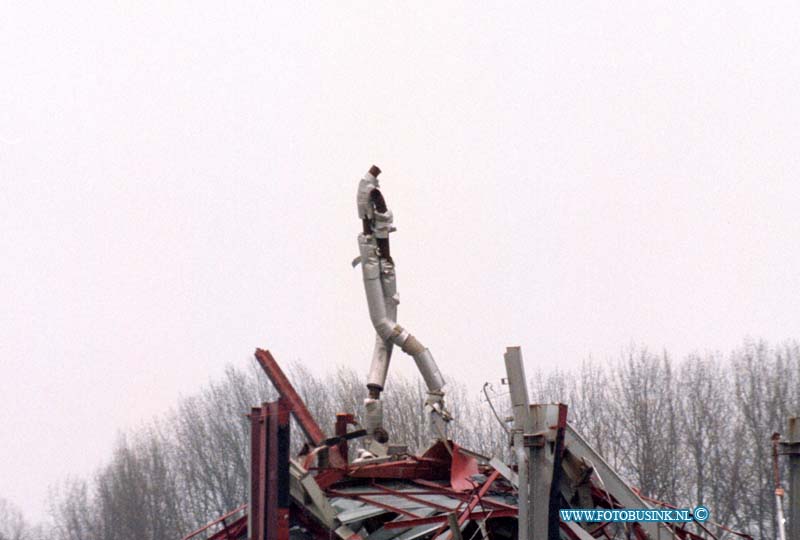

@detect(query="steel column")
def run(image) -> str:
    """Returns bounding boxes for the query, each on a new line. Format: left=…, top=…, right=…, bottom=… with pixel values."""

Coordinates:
left=504, top=346, right=541, bottom=540
left=527, top=404, right=555, bottom=540
left=249, top=399, right=291, bottom=540
left=335, top=413, right=355, bottom=464
left=783, top=417, right=800, bottom=540
left=249, top=407, right=263, bottom=540
left=268, top=401, right=291, bottom=540
left=431, top=469, right=501, bottom=540
left=504, top=346, right=532, bottom=431
left=548, top=403, right=568, bottom=540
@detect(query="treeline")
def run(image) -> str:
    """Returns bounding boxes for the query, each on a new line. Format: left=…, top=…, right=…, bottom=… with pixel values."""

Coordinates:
left=3, top=340, right=798, bottom=540
left=529, top=341, right=799, bottom=539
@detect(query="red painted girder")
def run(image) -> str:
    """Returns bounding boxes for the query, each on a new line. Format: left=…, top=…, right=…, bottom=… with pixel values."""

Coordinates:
left=346, top=458, right=449, bottom=480
left=410, top=479, right=518, bottom=512
left=207, top=515, right=247, bottom=540
left=383, top=509, right=517, bottom=529
left=255, top=349, right=326, bottom=446
left=255, top=349, right=347, bottom=468
left=433, top=469, right=501, bottom=540
left=182, top=507, right=247, bottom=540
left=371, top=483, right=457, bottom=513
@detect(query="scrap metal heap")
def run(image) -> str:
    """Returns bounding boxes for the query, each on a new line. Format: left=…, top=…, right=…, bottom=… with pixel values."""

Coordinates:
left=181, top=167, right=756, bottom=540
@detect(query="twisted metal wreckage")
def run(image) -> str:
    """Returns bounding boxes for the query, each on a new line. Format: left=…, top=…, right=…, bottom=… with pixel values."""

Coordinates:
left=181, top=166, right=765, bottom=540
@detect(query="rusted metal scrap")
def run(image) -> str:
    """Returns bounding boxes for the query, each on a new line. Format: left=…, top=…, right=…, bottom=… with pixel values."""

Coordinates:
left=182, top=348, right=753, bottom=540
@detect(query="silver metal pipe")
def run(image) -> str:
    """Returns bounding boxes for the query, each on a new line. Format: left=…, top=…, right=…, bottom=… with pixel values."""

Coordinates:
left=363, top=398, right=383, bottom=434
left=358, top=236, right=407, bottom=343
left=366, top=334, right=393, bottom=390
left=365, top=256, right=397, bottom=390
left=776, top=491, right=787, bottom=540
left=504, top=347, right=535, bottom=540
left=409, top=348, right=445, bottom=392
left=358, top=233, right=445, bottom=393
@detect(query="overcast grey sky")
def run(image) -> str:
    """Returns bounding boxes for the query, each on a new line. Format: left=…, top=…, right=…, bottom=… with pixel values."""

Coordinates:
left=2, top=0, right=799, bottom=522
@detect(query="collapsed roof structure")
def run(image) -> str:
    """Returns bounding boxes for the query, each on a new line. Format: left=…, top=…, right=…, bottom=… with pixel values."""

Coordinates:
left=181, top=166, right=758, bottom=540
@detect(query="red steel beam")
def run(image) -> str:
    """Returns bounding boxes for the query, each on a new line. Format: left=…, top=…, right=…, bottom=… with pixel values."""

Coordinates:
left=328, top=489, right=465, bottom=498
left=410, top=480, right=518, bottom=512
left=259, top=404, right=270, bottom=540
left=266, top=400, right=291, bottom=540
left=255, top=349, right=326, bottom=446
left=346, top=495, right=424, bottom=519
left=206, top=515, right=248, bottom=540
left=344, top=457, right=450, bottom=481
left=335, top=413, right=355, bottom=463
left=383, top=509, right=517, bottom=529
left=328, top=488, right=511, bottom=512
left=249, top=406, right=264, bottom=540
left=371, top=483, right=457, bottom=513
left=249, top=399, right=291, bottom=540
left=432, top=470, right=501, bottom=540
left=181, top=504, right=247, bottom=540
left=348, top=461, right=440, bottom=478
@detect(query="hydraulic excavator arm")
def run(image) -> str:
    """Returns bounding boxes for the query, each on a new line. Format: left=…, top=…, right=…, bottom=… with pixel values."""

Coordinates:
left=354, top=165, right=452, bottom=444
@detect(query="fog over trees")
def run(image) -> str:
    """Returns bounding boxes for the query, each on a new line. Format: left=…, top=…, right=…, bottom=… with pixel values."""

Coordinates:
left=6, top=340, right=799, bottom=540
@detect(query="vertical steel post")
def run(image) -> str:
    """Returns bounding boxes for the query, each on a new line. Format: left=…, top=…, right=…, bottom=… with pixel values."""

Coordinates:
left=335, top=413, right=354, bottom=465
left=504, top=346, right=532, bottom=430
left=774, top=432, right=788, bottom=540
left=266, top=400, right=291, bottom=540
left=249, top=400, right=291, bottom=540
left=504, top=346, right=538, bottom=540
left=249, top=407, right=263, bottom=540
left=783, top=417, right=800, bottom=540
left=528, top=404, right=552, bottom=539
left=259, top=404, right=270, bottom=540
left=548, top=403, right=568, bottom=540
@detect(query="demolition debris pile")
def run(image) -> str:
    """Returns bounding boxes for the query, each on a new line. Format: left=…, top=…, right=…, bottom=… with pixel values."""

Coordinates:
left=179, top=167, right=796, bottom=540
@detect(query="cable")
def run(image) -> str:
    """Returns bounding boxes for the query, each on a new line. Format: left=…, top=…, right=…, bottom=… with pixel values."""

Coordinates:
left=482, top=382, right=510, bottom=435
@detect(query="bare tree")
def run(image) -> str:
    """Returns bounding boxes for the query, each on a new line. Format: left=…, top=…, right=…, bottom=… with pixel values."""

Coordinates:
left=613, top=348, right=682, bottom=502
left=569, top=360, right=626, bottom=471
left=678, top=353, right=742, bottom=528
left=49, top=478, right=96, bottom=540
left=732, top=340, right=799, bottom=538
left=0, top=497, right=29, bottom=540
left=37, top=341, right=799, bottom=539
